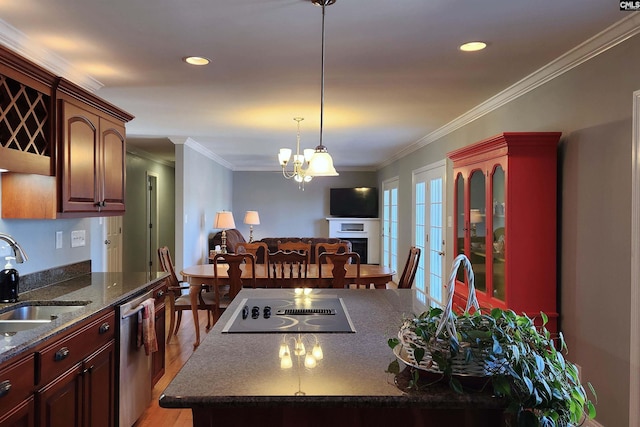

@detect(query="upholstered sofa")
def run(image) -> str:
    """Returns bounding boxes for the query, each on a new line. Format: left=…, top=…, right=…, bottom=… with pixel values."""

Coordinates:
left=209, top=230, right=351, bottom=263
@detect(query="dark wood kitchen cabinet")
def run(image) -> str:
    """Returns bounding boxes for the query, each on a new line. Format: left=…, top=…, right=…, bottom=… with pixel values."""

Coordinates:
left=0, top=355, right=35, bottom=427
left=35, top=310, right=116, bottom=427
left=36, top=341, right=114, bottom=427
left=57, top=98, right=127, bottom=214
left=0, top=45, right=133, bottom=219
left=448, top=132, right=561, bottom=333
left=151, top=278, right=168, bottom=385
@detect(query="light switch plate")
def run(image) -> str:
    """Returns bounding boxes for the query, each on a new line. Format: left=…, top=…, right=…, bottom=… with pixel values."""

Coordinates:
left=56, top=231, right=63, bottom=249
left=71, top=230, right=86, bottom=248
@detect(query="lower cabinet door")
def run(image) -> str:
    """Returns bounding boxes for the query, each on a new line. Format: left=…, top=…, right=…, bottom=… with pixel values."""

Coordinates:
left=152, top=305, right=166, bottom=385
left=37, top=365, right=83, bottom=427
left=84, top=341, right=115, bottom=427
left=0, top=397, right=35, bottom=427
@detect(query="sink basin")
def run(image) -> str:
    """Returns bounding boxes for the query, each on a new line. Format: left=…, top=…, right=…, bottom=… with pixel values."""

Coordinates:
left=0, top=301, right=91, bottom=334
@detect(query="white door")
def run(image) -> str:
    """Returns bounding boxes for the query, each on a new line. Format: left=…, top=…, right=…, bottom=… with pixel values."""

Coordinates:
left=105, top=216, right=123, bottom=272
left=382, top=178, right=399, bottom=282
left=413, top=161, right=446, bottom=306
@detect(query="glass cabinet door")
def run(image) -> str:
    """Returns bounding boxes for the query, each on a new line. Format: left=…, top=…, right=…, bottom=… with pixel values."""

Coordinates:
left=455, top=173, right=465, bottom=283
left=469, top=169, right=486, bottom=293
left=491, top=165, right=506, bottom=300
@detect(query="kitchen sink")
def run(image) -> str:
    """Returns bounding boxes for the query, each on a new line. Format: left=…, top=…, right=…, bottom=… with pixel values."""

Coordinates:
left=0, top=301, right=91, bottom=334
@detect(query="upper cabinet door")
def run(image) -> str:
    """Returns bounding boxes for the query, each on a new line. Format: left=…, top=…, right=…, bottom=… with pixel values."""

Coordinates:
left=61, top=101, right=100, bottom=212
left=60, top=100, right=126, bottom=214
left=99, top=117, right=126, bottom=212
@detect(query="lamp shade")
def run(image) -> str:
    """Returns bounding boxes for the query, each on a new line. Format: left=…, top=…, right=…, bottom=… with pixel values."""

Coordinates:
left=470, top=209, right=483, bottom=224
left=244, top=211, right=260, bottom=225
left=306, top=150, right=338, bottom=177
left=214, top=211, right=236, bottom=229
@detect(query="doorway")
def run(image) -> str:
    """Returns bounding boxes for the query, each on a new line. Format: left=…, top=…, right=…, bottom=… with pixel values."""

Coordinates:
left=630, top=89, right=640, bottom=423
left=382, top=177, right=399, bottom=282
left=413, top=160, right=446, bottom=306
left=104, top=216, right=123, bottom=272
left=146, top=173, right=159, bottom=277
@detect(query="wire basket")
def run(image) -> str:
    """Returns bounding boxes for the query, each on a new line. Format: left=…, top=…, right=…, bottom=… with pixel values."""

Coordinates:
left=397, top=254, right=506, bottom=377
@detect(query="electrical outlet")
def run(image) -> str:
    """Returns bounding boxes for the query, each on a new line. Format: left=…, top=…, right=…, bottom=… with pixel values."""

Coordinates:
left=71, top=230, right=86, bottom=248
left=56, top=231, right=63, bottom=249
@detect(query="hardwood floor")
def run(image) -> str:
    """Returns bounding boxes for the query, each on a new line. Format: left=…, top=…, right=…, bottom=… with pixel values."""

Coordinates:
left=134, top=310, right=212, bottom=427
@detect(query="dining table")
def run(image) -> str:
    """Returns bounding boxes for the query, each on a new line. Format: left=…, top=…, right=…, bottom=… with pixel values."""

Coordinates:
left=180, top=262, right=395, bottom=347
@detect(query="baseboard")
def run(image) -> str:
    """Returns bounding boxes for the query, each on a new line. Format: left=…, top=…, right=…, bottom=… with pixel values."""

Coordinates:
left=584, top=418, right=605, bottom=427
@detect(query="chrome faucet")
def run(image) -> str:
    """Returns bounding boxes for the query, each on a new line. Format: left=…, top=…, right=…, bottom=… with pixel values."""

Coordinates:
left=0, top=233, right=28, bottom=263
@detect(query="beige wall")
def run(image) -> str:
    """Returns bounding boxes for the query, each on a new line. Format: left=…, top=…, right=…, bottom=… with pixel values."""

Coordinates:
left=122, top=152, right=176, bottom=273
left=377, top=32, right=640, bottom=427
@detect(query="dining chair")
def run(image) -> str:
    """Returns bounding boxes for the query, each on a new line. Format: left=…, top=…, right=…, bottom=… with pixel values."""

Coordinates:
left=157, top=246, right=216, bottom=344
left=277, top=240, right=312, bottom=263
left=212, top=253, right=256, bottom=318
left=397, top=246, right=421, bottom=289
left=318, top=252, right=361, bottom=288
left=314, top=242, right=351, bottom=264
left=236, top=241, right=269, bottom=264
left=267, top=250, right=309, bottom=288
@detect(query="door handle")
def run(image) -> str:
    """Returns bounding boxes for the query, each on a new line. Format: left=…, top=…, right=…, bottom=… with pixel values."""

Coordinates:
left=104, top=239, right=111, bottom=245
left=438, top=251, right=445, bottom=256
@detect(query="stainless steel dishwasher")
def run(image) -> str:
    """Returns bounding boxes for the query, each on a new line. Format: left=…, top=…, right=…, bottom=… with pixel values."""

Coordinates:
left=117, top=290, right=154, bottom=427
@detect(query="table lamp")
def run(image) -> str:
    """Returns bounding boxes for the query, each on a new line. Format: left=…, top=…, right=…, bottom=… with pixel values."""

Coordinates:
left=470, top=209, right=483, bottom=237
left=243, top=211, right=260, bottom=243
left=214, top=211, right=236, bottom=253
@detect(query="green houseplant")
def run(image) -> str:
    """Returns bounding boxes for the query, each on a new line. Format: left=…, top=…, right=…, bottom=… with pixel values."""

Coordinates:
left=389, top=255, right=596, bottom=427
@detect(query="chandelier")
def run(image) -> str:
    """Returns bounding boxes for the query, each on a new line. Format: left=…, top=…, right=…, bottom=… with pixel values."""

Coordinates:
left=278, top=117, right=314, bottom=189
left=277, top=0, right=339, bottom=188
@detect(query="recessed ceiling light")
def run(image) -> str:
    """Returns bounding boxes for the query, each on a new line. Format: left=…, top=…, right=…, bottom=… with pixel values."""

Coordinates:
left=459, top=41, right=487, bottom=52
left=183, top=56, right=211, bottom=66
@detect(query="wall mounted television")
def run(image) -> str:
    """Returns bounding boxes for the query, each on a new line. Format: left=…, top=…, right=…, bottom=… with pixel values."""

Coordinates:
left=330, top=187, right=378, bottom=218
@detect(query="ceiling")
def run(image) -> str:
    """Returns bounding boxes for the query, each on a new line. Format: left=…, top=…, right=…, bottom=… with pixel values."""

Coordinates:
left=0, top=1, right=627, bottom=170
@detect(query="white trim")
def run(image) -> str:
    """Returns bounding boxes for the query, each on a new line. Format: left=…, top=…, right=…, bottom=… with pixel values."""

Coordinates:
left=0, top=19, right=103, bottom=93
left=378, top=13, right=640, bottom=170
left=630, top=89, right=640, bottom=427
left=171, top=137, right=235, bottom=170
left=126, top=146, right=175, bottom=167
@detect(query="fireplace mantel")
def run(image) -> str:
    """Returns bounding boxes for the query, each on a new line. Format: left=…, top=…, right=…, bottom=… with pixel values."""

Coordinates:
left=326, top=217, right=380, bottom=264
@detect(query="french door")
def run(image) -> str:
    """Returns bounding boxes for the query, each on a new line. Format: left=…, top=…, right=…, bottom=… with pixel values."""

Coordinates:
left=382, top=177, right=399, bottom=282
left=413, top=161, right=446, bottom=306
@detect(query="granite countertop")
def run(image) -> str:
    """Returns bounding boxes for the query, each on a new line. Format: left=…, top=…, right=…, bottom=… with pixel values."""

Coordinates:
left=0, top=271, right=168, bottom=363
left=160, top=288, right=504, bottom=410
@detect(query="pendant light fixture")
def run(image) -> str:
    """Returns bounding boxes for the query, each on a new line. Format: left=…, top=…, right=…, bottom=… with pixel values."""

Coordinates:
left=305, top=0, right=339, bottom=177
left=278, top=0, right=339, bottom=183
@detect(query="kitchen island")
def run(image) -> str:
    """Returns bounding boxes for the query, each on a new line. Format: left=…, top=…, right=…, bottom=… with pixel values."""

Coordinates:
left=159, top=288, right=508, bottom=427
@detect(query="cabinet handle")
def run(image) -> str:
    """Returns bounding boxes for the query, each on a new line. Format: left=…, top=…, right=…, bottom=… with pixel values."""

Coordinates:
left=156, top=290, right=164, bottom=298
left=54, top=347, right=70, bottom=361
left=99, top=322, right=110, bottom=334
left=0, top=380, right=11, bottom=398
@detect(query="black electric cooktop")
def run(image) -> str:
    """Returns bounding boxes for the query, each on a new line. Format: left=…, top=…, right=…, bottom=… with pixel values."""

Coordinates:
left=221, top=296, right=356, bottom=333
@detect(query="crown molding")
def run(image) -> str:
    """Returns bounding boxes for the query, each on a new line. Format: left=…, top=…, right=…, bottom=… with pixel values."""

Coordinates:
left=173, top=137, right=236, bottom=170
left=378, top=13, right=640, bottom=170
left=0, top=18, right=103, bottom=93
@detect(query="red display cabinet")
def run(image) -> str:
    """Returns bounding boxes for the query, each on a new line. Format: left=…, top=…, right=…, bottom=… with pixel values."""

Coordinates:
left=448, top=132, right=561, bottom=333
